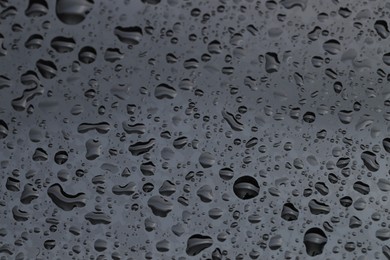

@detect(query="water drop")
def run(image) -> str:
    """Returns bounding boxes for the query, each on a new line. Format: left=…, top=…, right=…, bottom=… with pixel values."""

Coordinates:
left=303, top=228, right=327, bottom=256
left=233, top=176, right=260, bottom=200
left=56, top=0, right=94, bottom=25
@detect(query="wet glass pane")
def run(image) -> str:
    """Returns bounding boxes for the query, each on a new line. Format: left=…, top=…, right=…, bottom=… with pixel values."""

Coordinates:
left=1, top=0, right=390, bottom=259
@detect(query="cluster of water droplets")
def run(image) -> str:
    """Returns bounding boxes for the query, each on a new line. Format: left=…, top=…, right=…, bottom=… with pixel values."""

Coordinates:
left=1, top=0, right=390, bottom=259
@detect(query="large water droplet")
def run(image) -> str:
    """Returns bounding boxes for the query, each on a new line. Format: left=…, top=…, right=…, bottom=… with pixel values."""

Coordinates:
left=361, top=151, right=379, bottom=172
left=56, top=0, right=94, bottom=25
left=47, top=183, right=86, bottom=211
left=147, top=195, right=173, bottom=217
left=233, top=176, right=260, bottom=200
left=303, top=228, right=327, bottom=256
left=186, top=234, right=213, bottom=256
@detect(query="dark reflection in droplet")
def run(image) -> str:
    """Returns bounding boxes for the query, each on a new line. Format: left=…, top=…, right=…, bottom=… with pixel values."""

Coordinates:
left=51, top=36, right=76, bottom=53
left=114, top=26, right=143, bottom=45
left=154, top=83, right=177, bottom=99
left=303, top=111, right=316, bottom=123
left=375, top=20, right=390, bottom=39
left=25, top=34, right=44, bottom=49
left=56, top=0, right=94, bottom=25
left=222, top=110, right=244, bottom=131
left=78, top=46, right=96, bottom=64
left=47, top=183, right=86, bottom=211
left=84, top=211, right=111, bottom=224
left=323, top=39, right=341, bottom=55
left=304, top=228, right=327, bottom=256
left=54, top=150, right=68, bottom=165
left=340, top=196, right=353, bottom=207
left=233, top=176, right=260, bottom=200
left=281, top=203, right=299, bottom=221
left=32, top=147, right=48, bottom=161
left=147, top=195, right=173, bottom=217
left=0, top=120, right=8, bottom=139
left=129, top=138, right=155, bottom=156
left=383, top=138, right=390, bottom=153
left=219, top=167, right=234, bottom=180
left=25, top=0, right=48, bottom=17
left=186, top=234, right=213, bottom=256
left=308, top=199, right=330, bottom=215
left=353, top=181, right=370, bottom=195
left=361, top=151, right=379, bottom=172
left=36, top=59, right=57, bottom=79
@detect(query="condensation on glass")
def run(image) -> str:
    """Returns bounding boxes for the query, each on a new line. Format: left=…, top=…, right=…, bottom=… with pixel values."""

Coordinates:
left=0, top=0, right=389, bottom=259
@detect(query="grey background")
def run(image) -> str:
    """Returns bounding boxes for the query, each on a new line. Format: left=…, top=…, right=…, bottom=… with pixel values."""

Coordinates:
left=1, top=0, right=390, bottom=259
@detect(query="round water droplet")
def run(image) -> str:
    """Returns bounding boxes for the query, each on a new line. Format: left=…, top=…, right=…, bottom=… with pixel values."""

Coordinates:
left=78, top=46, right=96, bottom=64
left=199, top=152, right=215, bottom=168
left=233, top=176, right=260, bottom=200
left=56, top=0, right=94, bottom=25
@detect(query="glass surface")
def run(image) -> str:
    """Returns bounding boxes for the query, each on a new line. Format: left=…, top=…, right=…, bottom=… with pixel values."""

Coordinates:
left=0, top=0, right=390, bottom=259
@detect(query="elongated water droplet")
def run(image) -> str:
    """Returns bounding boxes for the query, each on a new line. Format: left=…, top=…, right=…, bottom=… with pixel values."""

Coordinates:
left=154, top=83, right=177, bottom=99
left=129, top=138, right=155, bottom=156
left=323, top=39, right=341, bottom=55
left=361, top=151, right=379, bottom=172
left=51, top=36, right=76, bottom=53
left=47, top=183, right=86, bottom=211
left=114, top=26, right=143, bottom=45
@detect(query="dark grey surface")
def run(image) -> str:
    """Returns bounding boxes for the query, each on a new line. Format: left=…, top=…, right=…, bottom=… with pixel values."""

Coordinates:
left=1, top=0, right=390, bottom=259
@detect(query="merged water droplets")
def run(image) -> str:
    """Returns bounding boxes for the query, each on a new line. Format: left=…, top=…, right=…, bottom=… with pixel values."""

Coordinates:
left=147, top=196, right=173, bottom=217
left=265, top=52, right=280, bottom=73
left=47, top=184, right=86, bottom=211
left=85, top=138, right=101, bottom=160
left=222, top=110, right=244, bottom=131
left=78, top=122, right=110, bottom=134
left=304, top=228, right=327, bottom=256
left=112, top=182, right=136, bottom=196
left=128, top=138, right=155, bottom=156
left=281, top=203, right=299, bottom=221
